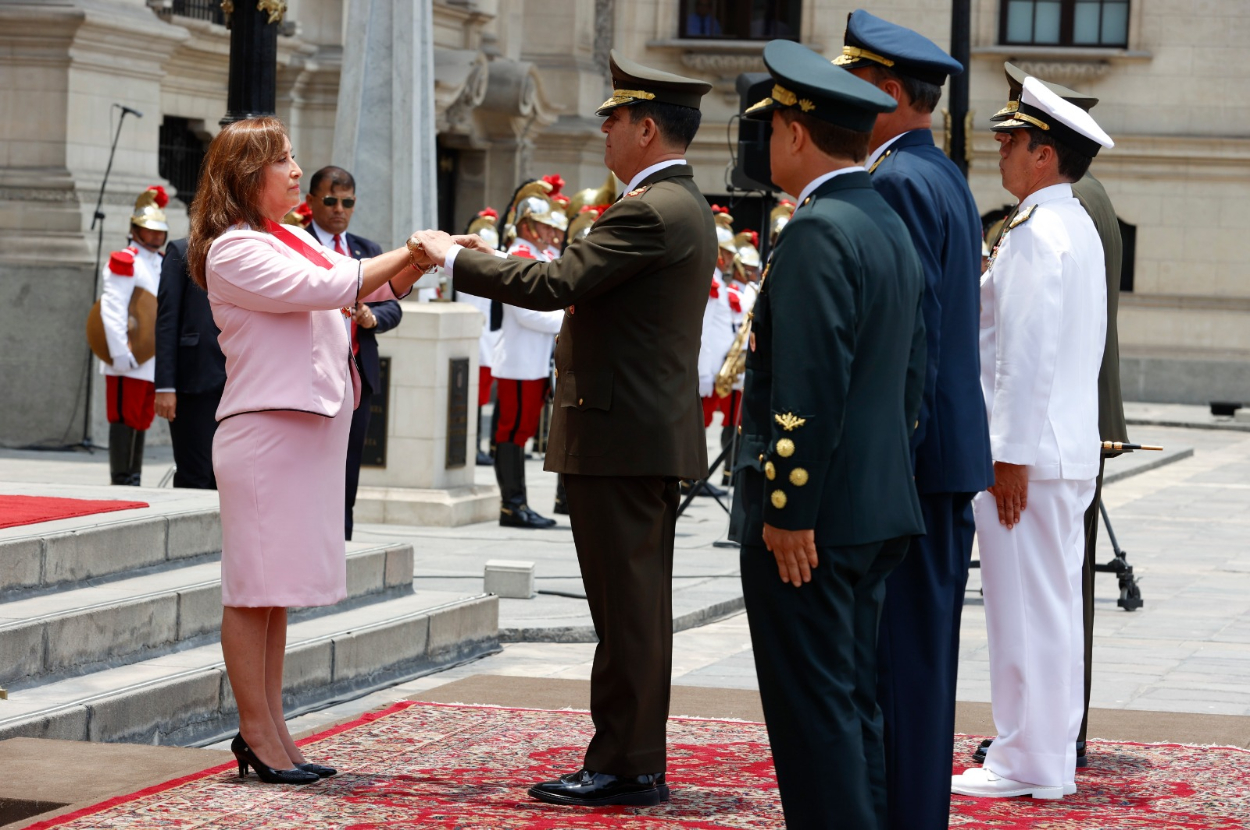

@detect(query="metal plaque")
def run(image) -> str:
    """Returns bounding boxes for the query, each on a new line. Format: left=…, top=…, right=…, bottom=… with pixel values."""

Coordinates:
left=361, top=357, right=390, bottom=468
left=446, top=357, right=469, bottom=469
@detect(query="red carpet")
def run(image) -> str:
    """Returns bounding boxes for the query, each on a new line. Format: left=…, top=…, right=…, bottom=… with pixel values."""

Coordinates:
left=0, top=495, right=149, bottom=529
left=24, top=702, right=1250, bottom=829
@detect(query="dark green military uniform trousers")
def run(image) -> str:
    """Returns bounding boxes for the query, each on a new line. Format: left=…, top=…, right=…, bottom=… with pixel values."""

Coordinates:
left=564, top=474, right=680, bottom=776
left=742, top=536, right=909, bottom=830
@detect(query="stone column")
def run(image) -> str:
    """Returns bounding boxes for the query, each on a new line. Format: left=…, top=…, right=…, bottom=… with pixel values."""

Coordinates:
left=355, top=303, right=498, bottom=526
left=333, top=0, right=438, bottom=247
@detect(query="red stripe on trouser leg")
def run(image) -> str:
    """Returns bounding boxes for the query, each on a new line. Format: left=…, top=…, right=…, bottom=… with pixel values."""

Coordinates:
left=478, top=366, right=494, bottom=407
left=105, top=376, right=156, bottom=430
left=494, top=378, right=549, bottom=446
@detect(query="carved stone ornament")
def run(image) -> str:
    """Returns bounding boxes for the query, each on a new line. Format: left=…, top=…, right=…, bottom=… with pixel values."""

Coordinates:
left=257, top=0, right=286, bottom=25
left=1014, top=60, right=1110, bottom=85
left=679, top=52, right=766, bottom=77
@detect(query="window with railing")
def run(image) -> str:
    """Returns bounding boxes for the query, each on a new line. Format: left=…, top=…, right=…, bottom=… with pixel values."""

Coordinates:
left=152, top=0, right=227, bottom=26
left=1000, top=0, right=1129, bottom=48
left=679, top=0, right=801, bottom=41
left=158, top=117, right=210, bottom=207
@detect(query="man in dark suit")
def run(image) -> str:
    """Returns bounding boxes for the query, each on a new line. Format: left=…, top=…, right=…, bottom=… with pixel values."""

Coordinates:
left=414, top=51, right=714, bottom=808
left=155, top=237, right=226, bottom=488
left=979, top=64, right=1128, bottom=770
left=835, top=11, right=994, bottom=829
left=305, top=166, right=404, bottom=540
left=735, top=40, right=925, bottom=830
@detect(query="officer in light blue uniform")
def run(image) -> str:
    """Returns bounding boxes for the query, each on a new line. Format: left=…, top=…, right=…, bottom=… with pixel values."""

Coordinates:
left=834, top=10, right=994, bottom=830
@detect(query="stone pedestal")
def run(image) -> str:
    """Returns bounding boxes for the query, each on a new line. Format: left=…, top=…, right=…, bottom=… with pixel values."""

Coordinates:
left=355, top=302, right=498, bottom=526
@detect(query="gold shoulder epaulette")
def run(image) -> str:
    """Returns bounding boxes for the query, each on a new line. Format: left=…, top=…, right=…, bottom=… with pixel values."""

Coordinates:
left=625, top=186, right=650, bottom=198
left=1008, top=204, right=1037, bottom=229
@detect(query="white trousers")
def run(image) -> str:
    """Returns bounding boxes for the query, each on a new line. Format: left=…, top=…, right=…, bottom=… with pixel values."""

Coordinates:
left=974, top=477, right=1095, bottom=788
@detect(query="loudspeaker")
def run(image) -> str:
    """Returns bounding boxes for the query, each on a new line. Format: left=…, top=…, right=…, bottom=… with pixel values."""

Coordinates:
left=730, top=72, right=776, bottom=192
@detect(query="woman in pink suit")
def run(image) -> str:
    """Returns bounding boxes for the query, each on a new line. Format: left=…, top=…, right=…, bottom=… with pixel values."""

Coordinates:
left=186, top=117, right=427, bottom=785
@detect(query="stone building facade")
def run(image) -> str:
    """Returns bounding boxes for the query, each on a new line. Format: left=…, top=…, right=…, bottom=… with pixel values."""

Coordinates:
left=1, top=0, right=1246, bottom=447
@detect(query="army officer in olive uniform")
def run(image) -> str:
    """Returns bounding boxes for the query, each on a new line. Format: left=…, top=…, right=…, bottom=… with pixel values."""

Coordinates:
left=413, top=52, right=716, bottom=809
left=735, top=41, right=925, bottom=830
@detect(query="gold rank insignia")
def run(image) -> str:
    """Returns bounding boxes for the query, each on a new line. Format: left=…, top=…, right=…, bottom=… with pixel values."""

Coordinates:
left=776, top=438, right=795, bottom=457
left=1008, top=204, right=1036, bottom=229
left=775, top=412, right=806, bottom=431
left=765, top=461, right=776, bottom=480
left=789, top=467, right=808, bottom=486
left=625, top=186, right=651, bottom=198
left=868, top=149, right=893, bottom=175
left=771, top=490, right=787, bottom=509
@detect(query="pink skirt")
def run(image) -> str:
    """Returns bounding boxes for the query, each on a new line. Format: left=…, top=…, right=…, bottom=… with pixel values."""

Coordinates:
left=213, top=404, right=351, bottom=607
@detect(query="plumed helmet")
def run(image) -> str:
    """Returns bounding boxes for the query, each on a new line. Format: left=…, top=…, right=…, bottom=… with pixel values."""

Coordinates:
left=283, top=201, right=312, bottom=227
left=565, top=173, right=617, bottom=219
left=769, top=200, right=795, bottom=245
left=131, top=185, right=170, bottom=232
left=566, top=204, right=609, bottom=245
left=507, top=180, right=566, bottom=234
left=467, top=207, right=501, bottom=250
left=734, top=230, right=761, bottom=269
left=711, top=204, right=737, bottom=252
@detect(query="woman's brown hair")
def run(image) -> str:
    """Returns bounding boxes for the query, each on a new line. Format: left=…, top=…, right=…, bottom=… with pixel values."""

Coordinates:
left=186, top=116, right=290, bottom=289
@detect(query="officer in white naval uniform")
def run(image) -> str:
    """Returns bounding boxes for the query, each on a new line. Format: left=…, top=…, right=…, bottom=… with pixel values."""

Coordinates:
left=493, top=183, right=566, bottom=528
left=101, top=185, right=168, bottom=485
left=952, top=77, right=1113, bottom=801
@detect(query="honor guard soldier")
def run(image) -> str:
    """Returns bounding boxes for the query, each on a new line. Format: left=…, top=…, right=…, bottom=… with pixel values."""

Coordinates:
left=951, top=77, right=1113, bottom=801
left=976, top=64, right=1129, bottom=772
left=698, top=207, right=738, bottom=439
left=714, top=230, right=760, bottom=488
left=492, top=181, right=566, bottom=529
left=455, top=208, right=502, bottom=466
left=93, top=185, right=168, bottom=485
left=736, top=40, right=925, bottom=830
left=834, top=11, right=994, bottom=829
left=412, top=50, right=715, bottom=808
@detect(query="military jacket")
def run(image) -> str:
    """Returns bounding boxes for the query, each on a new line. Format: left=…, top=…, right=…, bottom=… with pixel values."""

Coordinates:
left=989, top=171, right=1127, bottom=445
left=870, top=129, right=993, bottom=495
left=452, top=164, right=717, bottom=478
left=738, top=171, right=927, bottom=547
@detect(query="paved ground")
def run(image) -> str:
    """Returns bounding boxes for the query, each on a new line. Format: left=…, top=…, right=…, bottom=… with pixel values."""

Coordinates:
left=5, top=406, right=1250, bottom=748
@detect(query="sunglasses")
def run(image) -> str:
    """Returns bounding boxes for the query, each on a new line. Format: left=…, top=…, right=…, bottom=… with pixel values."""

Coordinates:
left=321, top=196, right=356, bottom=209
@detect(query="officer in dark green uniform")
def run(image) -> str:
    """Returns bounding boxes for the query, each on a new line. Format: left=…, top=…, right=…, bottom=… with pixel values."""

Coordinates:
left=978, top=63, right=1128, bottom=770
left=736, top=40, right=926, bottom=830
left=412, top=51, right=716, bottom=809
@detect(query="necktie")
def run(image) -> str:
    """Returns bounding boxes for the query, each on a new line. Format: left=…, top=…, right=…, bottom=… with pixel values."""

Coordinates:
left=334, top=234, right=360, bottom=356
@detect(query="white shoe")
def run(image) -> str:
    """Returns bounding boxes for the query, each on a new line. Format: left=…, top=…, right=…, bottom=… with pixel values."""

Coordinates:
left=951, top=767, right=1075, bottom=799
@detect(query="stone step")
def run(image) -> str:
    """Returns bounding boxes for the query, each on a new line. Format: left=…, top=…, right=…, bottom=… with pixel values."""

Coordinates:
left=0, top=541, right=414, bottom=689
left=0, top=508, right=222, bottom=597
left=0, top=590, right=498, bottom=746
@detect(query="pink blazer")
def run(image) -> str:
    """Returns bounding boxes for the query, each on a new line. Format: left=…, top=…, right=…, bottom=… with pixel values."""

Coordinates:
left=206, top=226, right=402, bottom=421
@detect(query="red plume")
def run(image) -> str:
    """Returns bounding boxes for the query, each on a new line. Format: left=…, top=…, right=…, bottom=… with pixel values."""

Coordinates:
left=710, top=204, right=729, bottom=215
left=746, top=230, right=759, bottom=248
left=778, top=199, right=795, bottom=207
left=541, top=174, right=566, bottom=194
left=478, top=207, right=499, bottom=220
left=294, top=201, right=312, bottom=220
left=147, top=185, right=169, bottom=208
left=551, top=193, right=570, bottom=206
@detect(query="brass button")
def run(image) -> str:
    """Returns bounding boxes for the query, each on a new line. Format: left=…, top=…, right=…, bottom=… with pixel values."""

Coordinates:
left=770, top=489, right=787, bottom=509
left=765, top=461, right=776, bottom=480
left=758, top=453, right=765, bottom=463
left=578, top=397, right=584, bottom=406
left=553, top=369, right=558, bottom=379
left=776, top=438, right=795, bottom=458
left=789, top=467, right=809, bottom=487
left=737, top=425, right=743, bottom=435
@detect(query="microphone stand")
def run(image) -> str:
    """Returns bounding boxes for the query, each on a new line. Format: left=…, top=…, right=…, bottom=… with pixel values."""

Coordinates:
left=80, top=105, right=136, bottom=450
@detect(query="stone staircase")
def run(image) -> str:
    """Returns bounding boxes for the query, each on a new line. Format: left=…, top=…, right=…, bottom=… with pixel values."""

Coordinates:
left=0, top=504, right=498, bottom=746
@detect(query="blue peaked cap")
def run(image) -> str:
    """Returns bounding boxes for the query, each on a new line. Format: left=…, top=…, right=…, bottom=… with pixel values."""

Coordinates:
left=833, top=9, right=963, bottom=86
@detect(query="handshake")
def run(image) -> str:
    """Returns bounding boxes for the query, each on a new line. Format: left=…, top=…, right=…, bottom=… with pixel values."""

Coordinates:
left=406, top=230, right=496, bottom=271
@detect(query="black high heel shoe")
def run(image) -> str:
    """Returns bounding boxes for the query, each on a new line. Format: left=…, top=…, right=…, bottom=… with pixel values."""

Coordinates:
left=231, top=733, right=319, bottom=784
left=297, top=762, right=337, bottom=778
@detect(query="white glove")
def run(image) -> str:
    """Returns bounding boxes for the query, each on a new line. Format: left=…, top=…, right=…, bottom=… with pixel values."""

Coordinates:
left=112, top=352, right=137, bottom=372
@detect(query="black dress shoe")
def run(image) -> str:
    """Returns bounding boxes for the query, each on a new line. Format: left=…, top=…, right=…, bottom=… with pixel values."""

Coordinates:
left=974, top=738, right=1087, bottom=768
left=500, top=504, right=558, bottom=529
left=476, top=450, right=494, bottom=466
left=528, top=769, right=670, bottom=807
left=296, top=762, right=337, bottom=778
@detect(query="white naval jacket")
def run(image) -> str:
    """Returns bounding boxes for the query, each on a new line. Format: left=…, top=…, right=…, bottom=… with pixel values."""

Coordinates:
left=979, top=182, right=1106, bottom=481
left=99, top=243, right=162, bottom=382
left=491, top=238, right=563, bottom=381
left=455, top=292, right=500, bottom=370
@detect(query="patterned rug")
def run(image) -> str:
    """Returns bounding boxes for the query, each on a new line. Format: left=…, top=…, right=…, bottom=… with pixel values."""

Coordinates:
left=24, top=702, right=1250, bottom=829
